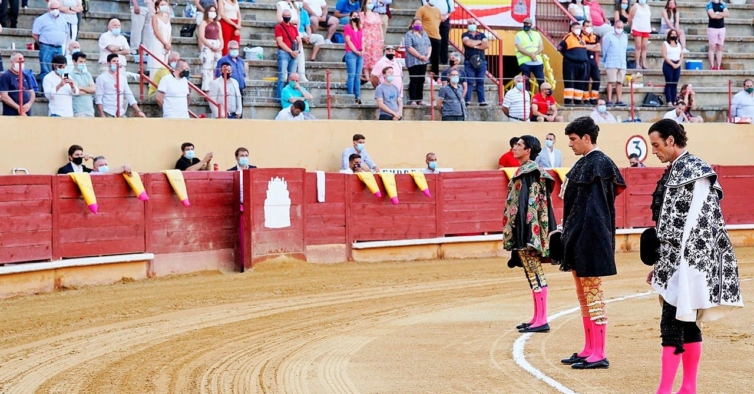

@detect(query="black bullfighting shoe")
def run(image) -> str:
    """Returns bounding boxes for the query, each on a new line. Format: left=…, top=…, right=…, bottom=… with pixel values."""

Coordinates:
left=561, top=353, right=587, bottom=365
left=518, top=323, right=550, bottom=333
left=571, top=358, right=610, bottom=369
left=516, top=322, right=532, bottom=329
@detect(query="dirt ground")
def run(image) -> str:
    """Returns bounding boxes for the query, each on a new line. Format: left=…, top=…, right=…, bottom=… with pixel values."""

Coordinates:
left=0, top=248, right=752, bottom=394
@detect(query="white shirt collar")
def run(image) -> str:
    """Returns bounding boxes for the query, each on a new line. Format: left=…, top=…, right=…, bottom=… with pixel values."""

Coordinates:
left=583, top=146, right=601, bottom=156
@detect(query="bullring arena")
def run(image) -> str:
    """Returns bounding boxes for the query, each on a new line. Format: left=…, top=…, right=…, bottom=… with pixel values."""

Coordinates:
left=0, top=119, right=753, bottom=393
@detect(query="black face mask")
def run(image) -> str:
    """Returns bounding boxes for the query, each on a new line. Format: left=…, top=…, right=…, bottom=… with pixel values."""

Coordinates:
left=180, top=69, right=190, bottom=79
left=385, top=54, right=395, bottom=60
left=72, top=157, right=83, bottom=165
left=450, top=60, right=458, bottom=66
left=630, top=162, right=639, bottom=167
left=283, top=16, right=292, bottom=23
left=352, top=17, right=360, bottom=23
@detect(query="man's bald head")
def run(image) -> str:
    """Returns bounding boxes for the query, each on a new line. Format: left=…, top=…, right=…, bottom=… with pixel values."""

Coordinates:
left=48, top=0, right=61, bottom=9
left=108, top=19, right=121, bottom=30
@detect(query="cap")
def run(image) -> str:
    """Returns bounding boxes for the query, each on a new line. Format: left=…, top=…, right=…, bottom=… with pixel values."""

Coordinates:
left=385, top=45, right=395, bottom=50
left=523, top=18, right=533, bottom=24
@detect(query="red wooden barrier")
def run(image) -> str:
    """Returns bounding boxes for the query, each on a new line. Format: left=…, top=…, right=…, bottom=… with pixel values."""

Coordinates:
left=145, top=172, right=238, bottom=254
left=441, top=171, right=507, bottom=236
left=716, top=166, right=754, bottom=224
left=622, top=168, right=665, bottom=228
left=304, top=173, right=347, bottom=246
left=56, top=174, right=145, bottom=258
left=349, top=174, right=438, bottom=242
left=0, top=176, right=53, bottom=263
left=546, top=170, right=565, bottom=223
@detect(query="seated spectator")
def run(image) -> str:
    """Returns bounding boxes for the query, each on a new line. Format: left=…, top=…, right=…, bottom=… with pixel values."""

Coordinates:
left=277, top=0, right=300, bottom=25
left=436, top=68, right=465, bottom=121
left=91, top=156, right=132, bottom=174
left=334, top=0, right=361, bottom=25
left=339, top=153, right=366, bottom=174
left=370, top=46, right=403, bottom=95
left=70, top=52, right=96, bottom=117
left=535, top=133, right=563, bottom=168
left=629, top=153, right=646, bottom=168
left=583, top=0, right=613, bottom=36
left=57, top=144, right=92, bottom=174
left=95, top=54, right=146, bottom=117
left=228, top=147, right=257, bottom=170
left=98, top=19, right=130, bottom=74
left=341, top=133, right=379, bottom=172
left=175, top=142, right=213, bottom=171
left=502, top=75, right=531, bottom=122
left=209, top=61, right=243, bottom=119
left=440, top=52, right=467, bottom=97
left=589, top=99, right=618, bottom=124
left=156, top=59, right=191, bottom=119
left=662, top=99, right=687, bottom=123
left=498, top=137, right=520, bottom=168
left=281, top=72, right=315, bottom=119
left=149, top=51, right=180, bottom=97
left=0, top=53, right=36, bottom=116
left=298, top=4, right=325, bottom=79
left=423, top=152, right=439, bottom=174
left=730, top=79, right=754, bottom=120
left=568, top=0, right=587, bottom=22
left=304, top=0, right=338, bottom=42
left=676, top=84, right=703, bottom=123
left=214, top=41, right=246, bottom=93
left=43, top=54, right=79, bottom=117
left=375, top=67, right=402, bottom=121
left=65, top=40, right=80, bottom=73
left=32, top=0, right=67, bottom=77
left=275, top=99, right=306, bottom=120
left=530, top=82, right=563, bottom=122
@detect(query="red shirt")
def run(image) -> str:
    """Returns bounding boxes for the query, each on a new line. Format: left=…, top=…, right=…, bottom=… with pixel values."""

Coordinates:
left=498, top=150, right=520, bottom=167
left=531, top=92, right=555, bottom=116
left=275, top=23, right=299, bottom=49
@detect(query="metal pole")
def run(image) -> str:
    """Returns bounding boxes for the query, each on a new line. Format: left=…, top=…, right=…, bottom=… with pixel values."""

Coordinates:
left=116, top=64, right=121, bottom=118
left=630, top=79, right=634, bottom=122
left=223, top=73, right=228, bottom=119
left=17, top=59, right=24, bottom=116
left=522, top=75, right=528, bottom=120
left=139, top=45, right=144, bottom=101
left=728, top=79, right=732, bottom=123
left=326, top=69, right=332, bottom=120
left=430, top=72, right=435, bottom=121
left=498, top=39, right=504, bottom=105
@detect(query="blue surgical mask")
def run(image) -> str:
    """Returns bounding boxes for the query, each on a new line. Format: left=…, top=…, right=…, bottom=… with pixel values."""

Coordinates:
left=638, top=0, right=646, bottom=4
left=112, top=28, right=121, bottom=36
left=620, top=3, right=628, bottom=9
left=545, top=140, right=554, bottom=148
left=169, top=61, right=177, bottom=68
left=239, top=157, right=249, bottom=166
left=428, top=161, right=437, bottom=170
left=289, top=81, right=297, bottom=88
left=159, top=4, right=169, bottom=12
left=98, top=166, right=110, bottom=173
left=229, top=49, right=239, bottom=58
left=598, top=105, right=607, bottom=113
left=516, top=82, right=524, bottom=91
left=468, top=24, right=477, bottom=32
left=76, top=64, right=87, bottom=72
left=356, top=143, right=365, bottom=151
left=386, top=75, right=394, bottom=82
left=450, top=76, right=459, bottom=84
left=185, top=150, right=195, bottom=160
left=71, top=48, right=81, bottom=54
left=110, top=64, right=118, bottom=72
left=366, top=3, right=374, bottom=10
left=55, top=68, right=66, bottom=76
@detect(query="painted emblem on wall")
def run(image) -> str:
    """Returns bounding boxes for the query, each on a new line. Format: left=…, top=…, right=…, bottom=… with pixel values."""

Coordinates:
left=264, top=177, right=292, bottom=228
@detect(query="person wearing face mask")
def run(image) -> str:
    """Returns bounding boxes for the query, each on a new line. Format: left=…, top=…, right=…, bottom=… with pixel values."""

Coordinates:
left=660, top=0, right=688, bottom=54
left=341, top=134, right=379, bottom=173
left=581, top=0, right=613, bottom=36
left=274, top=9, right=302, bottom=101
left=404, top=18, right=431, bottom=105
left=91, top=156, right=132, bottom=175
left=557, top=22, right=589, bottom=106
left=281, top=72, right=315, bottom=119
left=580, top=20, right=601, bottom=106
left=360, top=0, right=384, bottom=85
left=661, top=29, right=683, bottom=106
left=199, top=5, right=223, bottom=92
left=149, top=51, right=181, bottom=97
left=706, top=0, right=728, bottom=70
left=95, top=54, right=146, bottom=118
left=370, top=46, right=404, bottom=97
left=462, top=23, right=489, bottom=106
left=32, top=1, right=68, bottom=77
left=423, top=152, right=439, bottom=174
left=149, top=0, right=173, bottom=75
left=43, top=54, right=79, bottom=117
left=0, top=53, right=35, bottom=116
left=344, top=11, right=365, bottom=104
left=613, top=0, right=629, bottom=29
left=131, top=0, right=155, bottom=58
left=589, top=99, right=617, bottom=124
left=601, top=20, right=628, bottom=107
left=228, top=148, right=257, bottom=171
left=730, top=79, right=754, bottom=120
left=375, top=66, right=403, bottom=121
left=530, top=83, right=563, bottom=123
left=436, top=68, right=466, bottom=121
left=57, top=145, right=93, bottom=174
left=64, top=40, right=81, bottom=73
left=334, top=0, right=361, bottom=25
left=175, top=142, right=214, bottom=172
left=502, top=75, right=531, bottom=122
left=276, top=0, right=300, bottom=26
left=98, top=19, right=131, bottom=75
left=535, top=133, right=563, bottom=168
left=70, top=52, right=96, bottom=117
left=515, top=18, right=544, bottom=92
left=415, top=0, right=442, bottom=80
left=440, top=52, right=467, bottom=98
left=215, top=41, right=247, bottom=93
left=210, top=61, right=244, bottom=118
left=628, top=0, right=651, bottom=69
left=156, top=58, right=191, bottom=119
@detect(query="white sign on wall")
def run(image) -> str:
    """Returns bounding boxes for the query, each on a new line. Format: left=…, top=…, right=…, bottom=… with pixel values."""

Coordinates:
left=625, top=135, right=648, bottom=162
left=264, top=177, right=291, bottom=228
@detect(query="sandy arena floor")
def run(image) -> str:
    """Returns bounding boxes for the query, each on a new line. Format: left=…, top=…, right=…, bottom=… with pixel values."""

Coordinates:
left=0, top=249, right=752, bottom=394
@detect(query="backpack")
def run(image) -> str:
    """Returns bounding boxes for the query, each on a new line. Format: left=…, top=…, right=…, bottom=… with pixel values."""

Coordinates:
left=331, top=32, right=344, bottom=44
left=642, top=92, right=663, bottom=107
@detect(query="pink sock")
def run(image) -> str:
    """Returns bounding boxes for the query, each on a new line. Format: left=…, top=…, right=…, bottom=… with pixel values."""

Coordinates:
left=533, top=286, right=548, bottom=326
left=657, top=346, right=682, bottom=394
left=586, top=322, right=607, bottom=362
left=528, top=289, right=538, bottom=325
left=577, top=317, right=593, bottom=358
left=676, top=342, right=702, bottom=394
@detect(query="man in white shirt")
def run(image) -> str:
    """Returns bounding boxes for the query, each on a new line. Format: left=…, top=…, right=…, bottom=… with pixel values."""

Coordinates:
left=663, top=100, right=687, bottom=123
left=98, top=19, right=130, bottom=74
left=275, top=99, right=306, bottom=120
left=730, top=79, right=754, bottom=121
left=502, top=75, right=531, bottom=122
left=156, top=59, right=191, bottom=119
left=303, top=0, right=338, bottom=42
left=43, top=54, right=79, bottom=117
left=94, top=54, right=147, bottom=117
left=339, top=153, right=365, bottom=174
left=589, top=99, right=618, bottom=124
left=209, top=62, right=243, bottom=118
left=423, top=152, right=439, bottom=174
left=535, top=133, right=563, bottom=168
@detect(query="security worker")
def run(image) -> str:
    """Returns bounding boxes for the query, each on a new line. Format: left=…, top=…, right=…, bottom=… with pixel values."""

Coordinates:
left=515, top=17, right=545, bottom=91
left=558, top=21, right=589, bottom=106
left=581, top=20, right=602, bottom=106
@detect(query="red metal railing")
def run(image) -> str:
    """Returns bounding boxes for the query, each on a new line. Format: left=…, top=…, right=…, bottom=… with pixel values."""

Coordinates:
left=326, top=69, right=332, bottom=120
left=15, top=59, right=26, bottom=116
left=449, top=0, right=504, bottom=104
left=534, top=0, right=576, bottom=46
left=138, top=45, right=221, bottom=118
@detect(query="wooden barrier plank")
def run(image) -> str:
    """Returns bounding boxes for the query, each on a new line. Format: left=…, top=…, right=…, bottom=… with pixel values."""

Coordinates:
left=0, top=213, right=52, bottom=232
left=59, top=238, right=146, bottom=258
left=0, top=175, right=52, bottom=186
left=59, top=225, right=144, bottom=243
left=442, top=171, right=506, bottom=236
left=0, top=245, right=53, bottom=263
left=59, top=210, right=146, bottom=228
left=0, top=185, right=52, bottom=202
left=150, top=216, right=237, bottom=232
left=717, top=165, right=754, bottom=224
left=623, top=168, right=665, bottom=228
left=0, top=200, right=51, bottom=216
left=0, top=230, right=52, bottom=248
left=57, top=176, right=134, bottom=199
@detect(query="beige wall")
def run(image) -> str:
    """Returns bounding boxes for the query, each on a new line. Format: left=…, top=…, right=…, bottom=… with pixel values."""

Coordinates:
left=2, top=118, right=753, bottom=174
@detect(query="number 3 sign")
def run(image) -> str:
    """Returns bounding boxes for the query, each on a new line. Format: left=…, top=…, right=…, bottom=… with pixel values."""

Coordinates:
left=625, top=135, right=648, bottom=162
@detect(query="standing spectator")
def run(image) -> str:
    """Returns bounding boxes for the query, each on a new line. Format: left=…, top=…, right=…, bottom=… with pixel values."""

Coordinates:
left=298, top=4, right=326, bottom=80
left=304, top=0, right=338, bottom=42
left=628, top=0, right=651, bottom=69
left=589, top=99, right=618, bottom=124
left=130, top=0, right=155, bottom=57
left=0, top=53, right=35, bottom=116
left=344, top=11, right=364, bottom=104
left=535, top=133, right=563, bottom=168
left=281, top=72, right=316, bottom=119
left=215, top=41, right=246, bottom=92
left=199, top=5, right=223, bottom=91
left=440, top=52, right=467, bottom=98
left=423, top=152, right=439, bottom=174
left=502, top=75, right=531, bottom=122
left=613, top=0, right=629, bottom=29
left=275, top=100, right=307, bottom=120
left=374, top=66, right=402, bottom=120
left=334, top=0, right=361, bottom=25
left=601, top=20, right=628, bottom=107
left=730, top=80, right=754, bottom=120
left=462, top=23, right=488, bottom=106
left=149, top=0, right=173, bottom=75
left=98, top=19, right=130, bottom=75
left=404, top=18, right=431, bottom=106
left=32, top=1, right=67, bottom=77
left=558, top=22, right=588, bottom=106
left=675, top=84, right=703, bottom=123
left=436, top=0, right=453, bottom=66
left=706, top=0, right=728, bottom=70
left=219, top=0, right=241, bottom=55
left=195, top=0, right=217, bottom=52
left=436, top=68, right=466, bottom=121
left=64, top=40, right=80, bottom=73
left=662, top=29, right=683, bottom=106
left=156, top=59, right=191, bottom=119
left=275, top=10, right=301, bottom=101
left=209, top=61, right=243, bottom=118
left=373, top=0, right=391, bottom=38
left=43, top=54, right=79, bottom=117
left=60, top=0, right=81, bottom=48
left=276, top=0, right=300, bottom=26
left=415, top=0, right=441, bottom=79
left=370, top=45, right=403, bottom=96
left=662, top=99, right=687, bottom=123
left=515, top=18, right=544, bottom=91
left=57, top=145, right=92, bottom=174
left=582, top=0, right=613, bottom=36
left=581, top=20, right=601, bottom=105
left=341, top=134, right=379, bottom=172
left=361, top=0, right=383, bottom=85
left=568, top=0, right=587, bottom=22
left=0, top=0, right=19, bottom=28
left=660, top=0, right=688, bottom=53
left=530, top=82, right=563, bottom=122
left=175, top=142, right=213, bottom=171
left=70, top=52, right=96, bottom=117
left=95, top=54, right=147, bottom=118
left=498, top=137, right=521, bottom=168
left=149, top=51, right=180, bottom=97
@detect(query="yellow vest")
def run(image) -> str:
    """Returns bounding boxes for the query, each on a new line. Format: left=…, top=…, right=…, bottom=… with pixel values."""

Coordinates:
left=515, top=30, right=544, bottom=65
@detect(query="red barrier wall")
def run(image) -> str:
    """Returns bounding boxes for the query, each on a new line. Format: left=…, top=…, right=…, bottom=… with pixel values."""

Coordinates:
left=622, top=168, right=665, bottom=228
left=304, top=173, right=347, bottom=246
left=441, top=171, right=508, bottom=236
left=0, top=176, right=53, bottom=263
left=717, top=166, right=754, bottom=225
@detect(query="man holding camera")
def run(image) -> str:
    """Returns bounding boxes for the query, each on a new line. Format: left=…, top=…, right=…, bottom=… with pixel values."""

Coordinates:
left=43, top=54, right=79, bottom=117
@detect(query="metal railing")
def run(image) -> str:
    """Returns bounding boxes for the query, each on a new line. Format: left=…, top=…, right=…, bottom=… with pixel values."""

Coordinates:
left=534, top=0, right=576, bottom=46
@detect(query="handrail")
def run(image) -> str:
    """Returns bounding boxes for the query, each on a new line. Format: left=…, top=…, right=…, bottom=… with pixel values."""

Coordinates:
left=138, top=45, right=222, bottom=118
left=534, top=0, right=577, bottom=47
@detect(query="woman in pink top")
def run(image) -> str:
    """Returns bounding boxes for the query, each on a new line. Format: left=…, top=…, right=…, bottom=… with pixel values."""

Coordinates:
left=344, top=11, right=364, bottom=104
left=360, top=0, right=383, bottom=85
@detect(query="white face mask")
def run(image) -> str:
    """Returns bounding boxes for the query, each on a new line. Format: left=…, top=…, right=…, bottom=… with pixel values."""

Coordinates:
left=615, top=28, right=622, bottom=34
left=50, top=9, right=60, bottom=17
left=12, top=62, right=23, bottom=72
left=585, top=26, right=593, bottom=34
left=573, top=28, right=582, bottom=36
left=208, top=11, right=217, bottom=19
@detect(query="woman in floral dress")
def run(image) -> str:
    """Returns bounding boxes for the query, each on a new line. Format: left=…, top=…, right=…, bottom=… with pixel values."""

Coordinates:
left=360, top=0, right=384, bottom=84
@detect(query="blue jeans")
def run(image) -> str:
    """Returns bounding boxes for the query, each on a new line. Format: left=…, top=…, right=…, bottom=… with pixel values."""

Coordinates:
left=464, top=60, right=487, bottom=104
left=662, top=61, right=681, bottom=105
left=345, top=51, right=363, bottom=99
left=39, top=43, right=62, bottom=78
left=520, top=63, right=544, bottom=91
left=276, top=49, right=297, bottom=101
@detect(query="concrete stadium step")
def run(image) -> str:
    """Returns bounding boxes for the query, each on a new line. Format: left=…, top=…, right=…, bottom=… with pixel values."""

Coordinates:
left=598, top=69, right=754, bottom=87
left=644, top=34, right=754, bottom=53
left=641, top=50, right=754, bottom=70
left=660, top=18, right=754, bottom=36
left=558, top=105, right=728, bottom=122
left=596, top=85, right=731, bottom=106
left=595, top=0, right=754, bottom=19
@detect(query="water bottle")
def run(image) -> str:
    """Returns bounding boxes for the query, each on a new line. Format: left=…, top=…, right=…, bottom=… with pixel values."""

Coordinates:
left=617, top=115, right=622, bottom=123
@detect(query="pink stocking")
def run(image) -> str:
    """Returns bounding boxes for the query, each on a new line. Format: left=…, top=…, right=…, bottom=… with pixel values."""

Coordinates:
left=657, top=346, right=682, bottom=394
left=577, top=317, right=593, bottom=358
left=532, top=286, right=548, bottom=326
left=528, top=289, right=538, bottom=325
left=676, top=342, right=701, bottom=394
left=586, top=322, right=607, bottom=362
